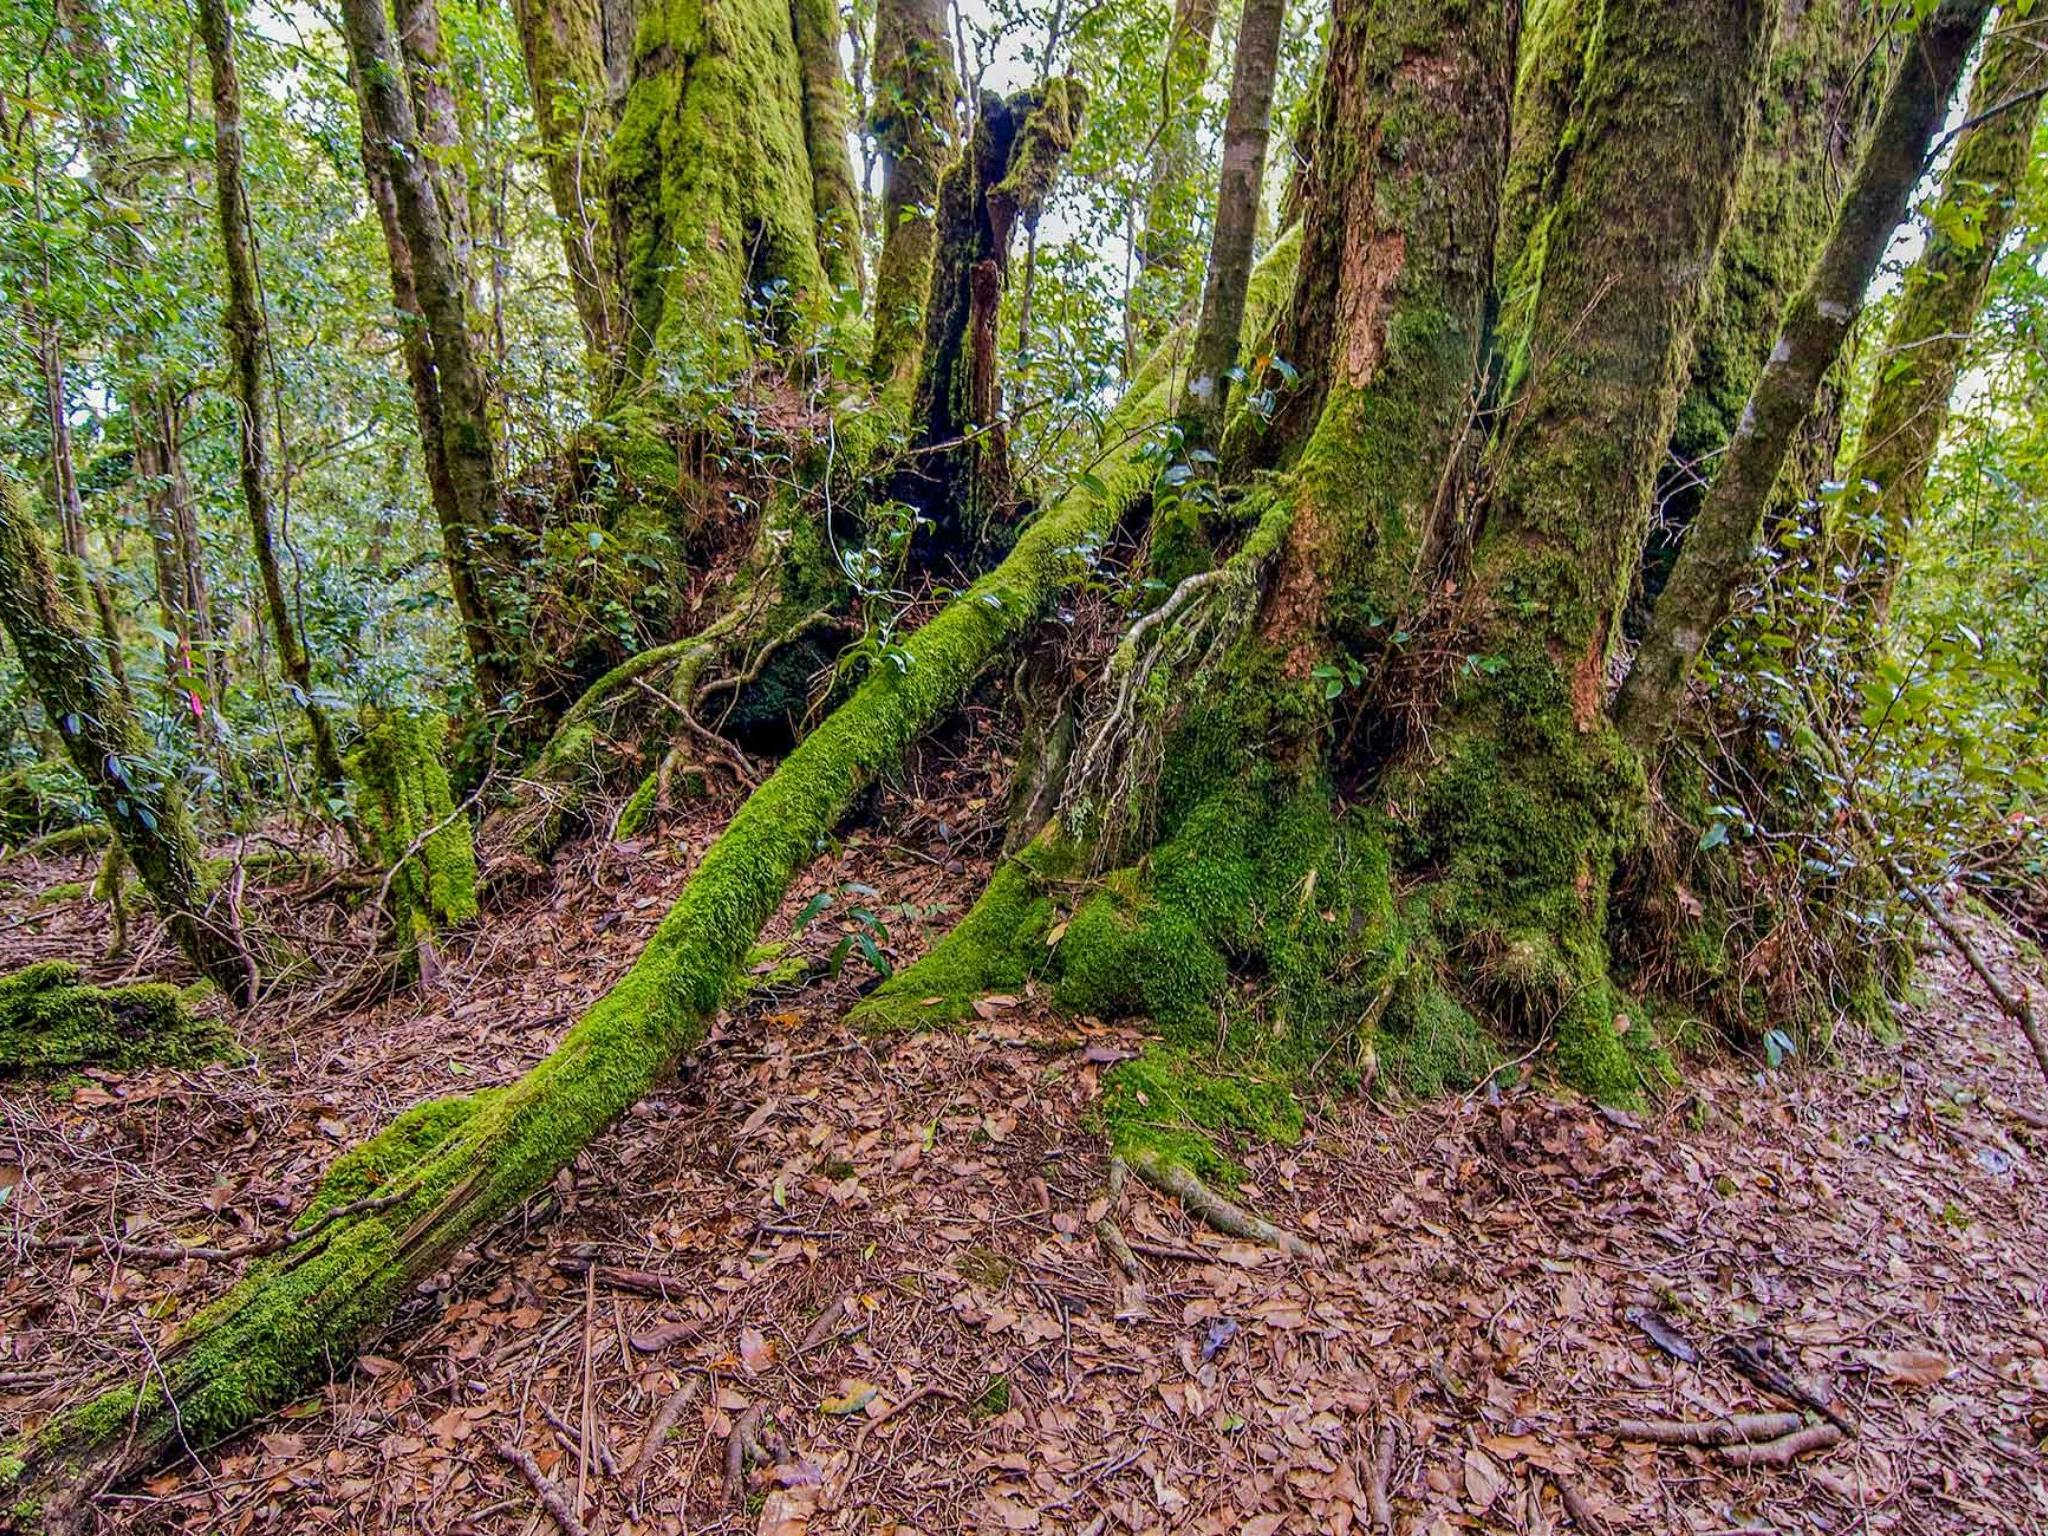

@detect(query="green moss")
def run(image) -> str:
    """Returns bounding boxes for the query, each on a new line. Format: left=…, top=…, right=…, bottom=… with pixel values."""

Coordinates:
left=0, top=961, right=235, bottom=1075
left=614, top=771, right=662, bottom=839
left=1101, top=1044, right=1302, bottom=1187
left=1373, top=976, right=1497, bottom=1098
left=8, top=279, right=1200, bottom=1502
left=350, top=709, right=479, bottom=954
left=610, top=0, right=829, bottom=381
left=970, top=1373, right=1011, bottom=1419
left=850, top=851, right=1061, bottom=1031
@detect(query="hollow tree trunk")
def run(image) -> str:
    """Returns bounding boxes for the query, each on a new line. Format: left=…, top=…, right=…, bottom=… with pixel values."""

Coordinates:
left=340, top=0, right=515, bottom=701
left=1126, top=0, right=1222, bottom=360
left=0, top=483, right=250, bottom=1004
left=1614, top=0, right=1996, bottom=752
left=1183, top=0, right=1287, bottom=440
left=198, top=0, right=355, bottom=816
left=7, top=336, right=1188, bottom=1516
left=1831, top=7, right=2044, bottom=630
left=512, top=0, right=626, bottom=382
left=868, top=0, right=959, bottom=390
left=899, top=81, right=1085, bottom=562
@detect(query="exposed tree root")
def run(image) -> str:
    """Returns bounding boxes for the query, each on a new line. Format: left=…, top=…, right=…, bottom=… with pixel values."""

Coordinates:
left=1615, top=1413, right=1802, bottom=1447
left=1718, top=1422, right=1842, bottom=1468
left=1060, top=493, right=1290, bottom=867
left=1093, top=1154, right=1143, bottom=1278
left=496, top=1440, right=590, bottom=1536
left=1123, top=1144, right=1318, bottom=1259
left=2, top=371, right=1172, bottom=1524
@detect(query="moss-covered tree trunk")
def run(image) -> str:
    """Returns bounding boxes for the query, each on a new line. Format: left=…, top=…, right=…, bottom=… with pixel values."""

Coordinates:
left=0, top=483, right=251, bottom=1005
left=790, top=0, right=865, bottom=297
left=5, top=348, right=1180, bottom=1517
left=199, top=0, right=355, bottom=819
left=1399, top=0, right=1772, bottom=1098
left=136, top=391, right=231, bottom=732
left=512, top=0, right=627, bottom=385
left=1831, top=7, right=2045, bottom=630
left=28, top=317, right=126, bottom=688
left=1183, top=0, right=1287, bottom=439
left=341, top=0, right=515, bottom=702
left=898, top=81, right=1085, bottom=562
left=351, top=708, right=480, bottom=965
left=868, top=0, right=959, bottom=390
left=394, top=0, right=482, bottom=312
left=1615, top=0, right=1995, bottom=751
left=608, top=0, right=860, bottom=381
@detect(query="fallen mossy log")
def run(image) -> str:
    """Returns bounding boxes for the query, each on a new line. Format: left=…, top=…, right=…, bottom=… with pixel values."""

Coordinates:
left=0, top=961, right=233, bottom=1075
left=2, top=379, right=1172, bottom=1526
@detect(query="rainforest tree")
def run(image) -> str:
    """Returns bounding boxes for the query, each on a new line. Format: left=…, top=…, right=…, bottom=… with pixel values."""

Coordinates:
left=3, top=0, right=2043, bottom=1519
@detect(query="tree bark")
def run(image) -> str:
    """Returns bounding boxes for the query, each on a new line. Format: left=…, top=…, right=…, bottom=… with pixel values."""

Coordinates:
left=1183, top=0, right=1287, bottom=440
left=1831, top=5, right=2044, bottom=629
left=339, top=0, right=514, bottom=701
left=393, top=0, right=481, bottom=320
left=1254, top=0, right=1518, bottom=666
left=609, top=0, right=854, bottom=381
left=790, top=0, right=865, bottom=297
left=511, top=0, right=625, bottom=382
left=198, top=0, right=355, bottom=813
left=867, top=0, right=958, bottom=390
left=1614, top=0, right=1996, bottom=752
left=0, top=483, right=250, bottom=1003
left=28, top=317, right=127, bottom=689
left=137, top=392, right=231, bottom=728
left=1411, top=0, right=1774, bottom=1100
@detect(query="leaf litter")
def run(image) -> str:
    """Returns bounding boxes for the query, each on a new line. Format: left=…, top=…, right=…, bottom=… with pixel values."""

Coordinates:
left=2, top=740, right=2047, bottom=1534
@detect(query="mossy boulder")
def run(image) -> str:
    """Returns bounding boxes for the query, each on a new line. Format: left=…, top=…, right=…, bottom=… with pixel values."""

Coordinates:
left=0, top=961, right=235, bottom=1074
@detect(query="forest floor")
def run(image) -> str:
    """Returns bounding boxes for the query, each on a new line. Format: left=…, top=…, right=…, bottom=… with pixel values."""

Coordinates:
left=3, top=741, right=2047, bottom=1535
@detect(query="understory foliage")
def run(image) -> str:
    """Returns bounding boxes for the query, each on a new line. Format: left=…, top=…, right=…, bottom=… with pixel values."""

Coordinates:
left=1, top=0, right=2045, bottom=1512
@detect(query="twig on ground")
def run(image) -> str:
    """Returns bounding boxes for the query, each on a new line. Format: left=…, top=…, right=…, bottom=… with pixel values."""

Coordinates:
left=1719, top=1422, right=1844, bottom=1467
left=725, top=1403, right=764, bottom=1504
left=1614, top=1413, right=1803, bottom=1446
left=1094, top=1155, right=1141, bottom=1279
left=550, top=1256, right=690, bottom=1299
left=625, top=1372, right=704, bottom=1487
left=1723, top=1339, right=1857, bottom=1437
left=1365, top=1416, right=1395, bottom=1532
left=1556, top=1479, right=1605, bottom=1530
left=496, top=1441, right=590, bottom=1536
